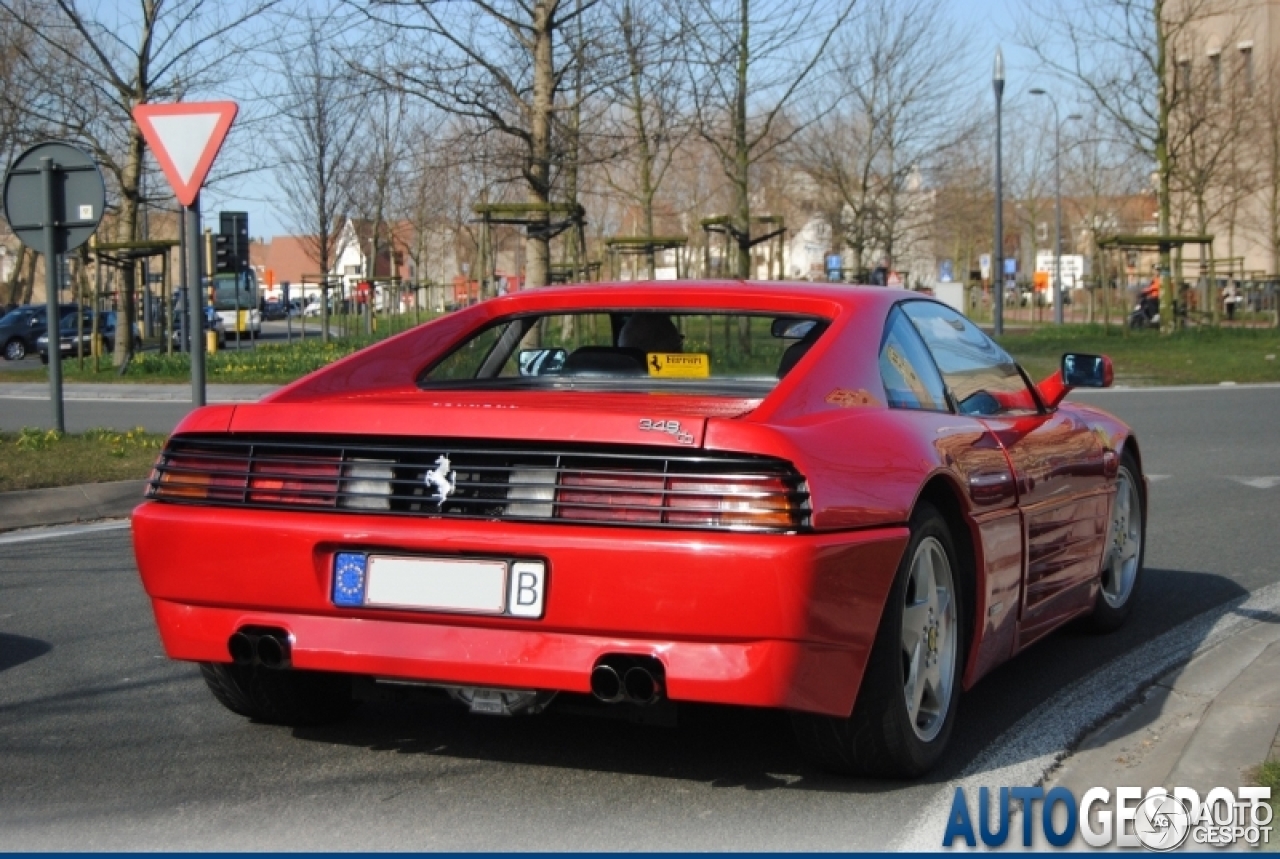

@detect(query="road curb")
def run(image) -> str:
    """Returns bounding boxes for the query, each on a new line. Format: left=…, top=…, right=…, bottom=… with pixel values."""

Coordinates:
left=0, top=480, right=146, bottom=533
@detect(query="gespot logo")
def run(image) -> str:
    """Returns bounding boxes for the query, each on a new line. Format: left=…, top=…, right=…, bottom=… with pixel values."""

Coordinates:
left=942, top=785, right=1273, bottom=850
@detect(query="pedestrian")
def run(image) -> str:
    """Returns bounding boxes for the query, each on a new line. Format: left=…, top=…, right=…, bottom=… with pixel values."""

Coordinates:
left=1223, top=282, right=1240, bottom=321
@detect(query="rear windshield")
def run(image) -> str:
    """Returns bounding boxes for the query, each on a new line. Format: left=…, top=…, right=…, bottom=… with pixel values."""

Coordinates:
left=418, top=310, right=830, bottom=395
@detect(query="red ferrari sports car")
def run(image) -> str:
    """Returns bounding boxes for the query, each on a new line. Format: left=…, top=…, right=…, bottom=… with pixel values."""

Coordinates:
left=132, top=282, right=1145, bottom=777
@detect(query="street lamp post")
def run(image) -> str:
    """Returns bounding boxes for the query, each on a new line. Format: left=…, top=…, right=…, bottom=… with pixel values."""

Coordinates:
left=1029, top=89, right=1082, bottom=326
left=994, top=48, right=1005, bottom=336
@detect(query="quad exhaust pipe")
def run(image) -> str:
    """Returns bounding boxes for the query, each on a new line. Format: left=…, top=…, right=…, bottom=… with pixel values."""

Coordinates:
left=590, top=656, right=664, bottom=706
left=227, top=626, right=292, bottom=670
left=590, top=663, right=625, bottom=703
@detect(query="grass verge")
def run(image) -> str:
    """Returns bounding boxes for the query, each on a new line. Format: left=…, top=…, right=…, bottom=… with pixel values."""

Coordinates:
left=0, top=427, right=165, bottom=493
left=1, top=321, right=1278, bottom=388
left=997, top=325, right=1280, bottom=385
left=1255, top=760, right=1280, bottom=819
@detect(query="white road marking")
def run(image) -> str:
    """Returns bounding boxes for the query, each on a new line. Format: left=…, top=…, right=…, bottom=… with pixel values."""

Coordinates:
left=1228, top=476, right=1280, bottom=489
left=895, top=580, right=1280, bottom=851
left=0, top=519, right=129, bottom=545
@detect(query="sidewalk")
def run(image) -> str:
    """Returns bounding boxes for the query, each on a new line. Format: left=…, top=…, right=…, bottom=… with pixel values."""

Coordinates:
left=0, top=382, right=274, bottom=531
left=1044, top=609, right=1280, bottom=831
left=0, top=479, right=146, bottom=532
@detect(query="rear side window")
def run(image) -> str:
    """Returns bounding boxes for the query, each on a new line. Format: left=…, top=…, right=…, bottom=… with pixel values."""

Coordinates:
left=879, top=306, right=948, bottom=412
left=901, top=301, right=1039, bottom=417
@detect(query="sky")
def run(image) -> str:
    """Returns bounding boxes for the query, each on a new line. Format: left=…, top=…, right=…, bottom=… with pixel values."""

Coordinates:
left=201, top=0, right=1060, bottom=243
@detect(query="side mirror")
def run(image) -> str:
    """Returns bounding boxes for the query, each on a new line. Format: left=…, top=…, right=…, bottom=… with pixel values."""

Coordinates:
left=1035, top=352, right=1114, bottom=408
left=518, top=347, right=566, bottom=377
left=1062, top=352, right=1114, bottom=388
left=771, top=318, right=816, bottom=339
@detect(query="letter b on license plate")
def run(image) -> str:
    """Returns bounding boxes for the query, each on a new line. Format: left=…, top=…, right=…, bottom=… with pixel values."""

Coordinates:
left=507, top=561, right=545, bottom=618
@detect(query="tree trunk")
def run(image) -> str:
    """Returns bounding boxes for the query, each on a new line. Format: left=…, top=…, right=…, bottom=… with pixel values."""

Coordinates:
left=5, top=244, right=27, bottom=305
left=525, top=0, right=556, bottom=290
left=112, top=122, right=146, bottom=367
left=1154, top=0, right=1175, bottom=334
left=20, top=251, right=36, bottom=304
left=733, top=0, right=752, bottom=282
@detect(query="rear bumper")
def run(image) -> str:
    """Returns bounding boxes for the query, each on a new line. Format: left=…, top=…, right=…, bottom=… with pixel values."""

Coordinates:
left=132, top=502, right=907, bottom=717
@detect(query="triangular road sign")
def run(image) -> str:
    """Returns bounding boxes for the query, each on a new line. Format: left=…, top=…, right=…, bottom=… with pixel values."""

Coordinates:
left=133, top=101, right=238, bottom=207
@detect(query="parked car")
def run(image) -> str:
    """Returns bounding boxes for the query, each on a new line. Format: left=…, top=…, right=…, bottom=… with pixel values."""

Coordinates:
left=0, top=303, right=80, bottom=361
left=262, top=299, right=289, bottom=321
left=171, top=306, right=227, bottom=350
left=37, top=310, right=141, bottom=363
left=132, top=282, right=1145, bottom=778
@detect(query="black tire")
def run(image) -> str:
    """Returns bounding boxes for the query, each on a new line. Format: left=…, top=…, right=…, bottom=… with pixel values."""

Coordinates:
left=199, top=662, right=359, bottom=726
left=39, top=353, right=48, bottom=365
left=792, top=503, right=965, bottom=778
left=1091, top=453, right=1145, bottom=632
left=4, top=337, right=26, bottom=361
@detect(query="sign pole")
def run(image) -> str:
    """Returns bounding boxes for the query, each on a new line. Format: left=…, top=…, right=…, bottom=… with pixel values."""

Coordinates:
left=40, top=156, right=64, bottom=433
left=130, top=100, right=238, bottom=406
left=186, top=192, right=205, bottom=406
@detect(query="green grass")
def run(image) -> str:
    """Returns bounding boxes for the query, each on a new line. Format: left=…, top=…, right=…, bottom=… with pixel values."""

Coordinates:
left=0, top=427, right=166, bottom=493
left=997, top=325, right=1280, bottom=386
left=1254, top=760, right=1280, bottom=824
left=0, top=312, right=434, bottom=385
left=2, top=318, right=1278, bottom=388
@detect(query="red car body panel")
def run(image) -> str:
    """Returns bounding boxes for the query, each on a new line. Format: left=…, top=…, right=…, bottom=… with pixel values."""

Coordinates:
left=132, top=503, right=906, bottom=716
left=132, top=281, right=1140, bottom=718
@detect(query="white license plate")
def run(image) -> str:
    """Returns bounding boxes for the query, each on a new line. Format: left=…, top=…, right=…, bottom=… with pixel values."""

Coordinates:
left=364, top=556, right=545, bottom=618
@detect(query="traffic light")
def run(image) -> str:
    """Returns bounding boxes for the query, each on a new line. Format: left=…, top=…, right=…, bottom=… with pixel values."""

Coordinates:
left=219, top=211, right=249, bottom=272
left=213, top=233, right=236, bottom=274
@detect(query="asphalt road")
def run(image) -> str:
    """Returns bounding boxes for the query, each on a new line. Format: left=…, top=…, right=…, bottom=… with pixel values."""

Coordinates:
left=0, top=386, right=1277, bottom=849
left=0, top=320, right=302, bottom=432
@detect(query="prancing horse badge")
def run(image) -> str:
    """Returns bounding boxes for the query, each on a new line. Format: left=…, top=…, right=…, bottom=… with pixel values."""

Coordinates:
left=425, top=455, right=456, bottom=507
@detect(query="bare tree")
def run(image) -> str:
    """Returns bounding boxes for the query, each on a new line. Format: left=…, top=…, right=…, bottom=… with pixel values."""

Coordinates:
left=679, top=0, right=855, bottom=281
left=1005, top=107, right=1056, bottom=295
left=1254, top=52, right=1280, bottom=280
left=1167, top=23, right=1254, bottom=322
left=0, top=0, right=63, bottom=305
left=351, top=0, right=606, bottom=290
left=0, top=0, right=279, bottom=363
left=345, top=86, right=412, bottom=310
left=595, top=0, right=688, bottom=278
left=1017, top=0, right=1218, bottom=332
left=272, top=10, right=367, bottom=337
left=795, top=0, right=968, bottom=280
left=1061, top=112, right=1150, bottom=321
left=931, top=127, right=994, bottom=299
left=398, top=122, right=464, bottom=310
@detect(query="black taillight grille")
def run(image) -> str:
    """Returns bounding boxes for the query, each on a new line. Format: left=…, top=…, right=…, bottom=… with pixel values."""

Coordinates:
left=148, top=436, right=810, bottom=533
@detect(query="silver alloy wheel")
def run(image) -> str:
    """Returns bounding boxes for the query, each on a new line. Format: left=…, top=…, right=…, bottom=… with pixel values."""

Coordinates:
left=1102, top=466, right=1142, bottom=609
left=901, top=535, right=957, bottom=743
left=4, top=339, right=24, bottom=361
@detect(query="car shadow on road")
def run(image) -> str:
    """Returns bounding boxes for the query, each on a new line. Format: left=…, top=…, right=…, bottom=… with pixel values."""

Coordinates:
left=288, top=566, right=1244, bottom=794
left=292, top=689, right=906, bottom=794
left=0, top=633, right=52, bottom=672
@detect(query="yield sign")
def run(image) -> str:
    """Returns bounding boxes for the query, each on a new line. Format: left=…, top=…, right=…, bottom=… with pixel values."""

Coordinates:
left=132, top=101, right=238, bottom=207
